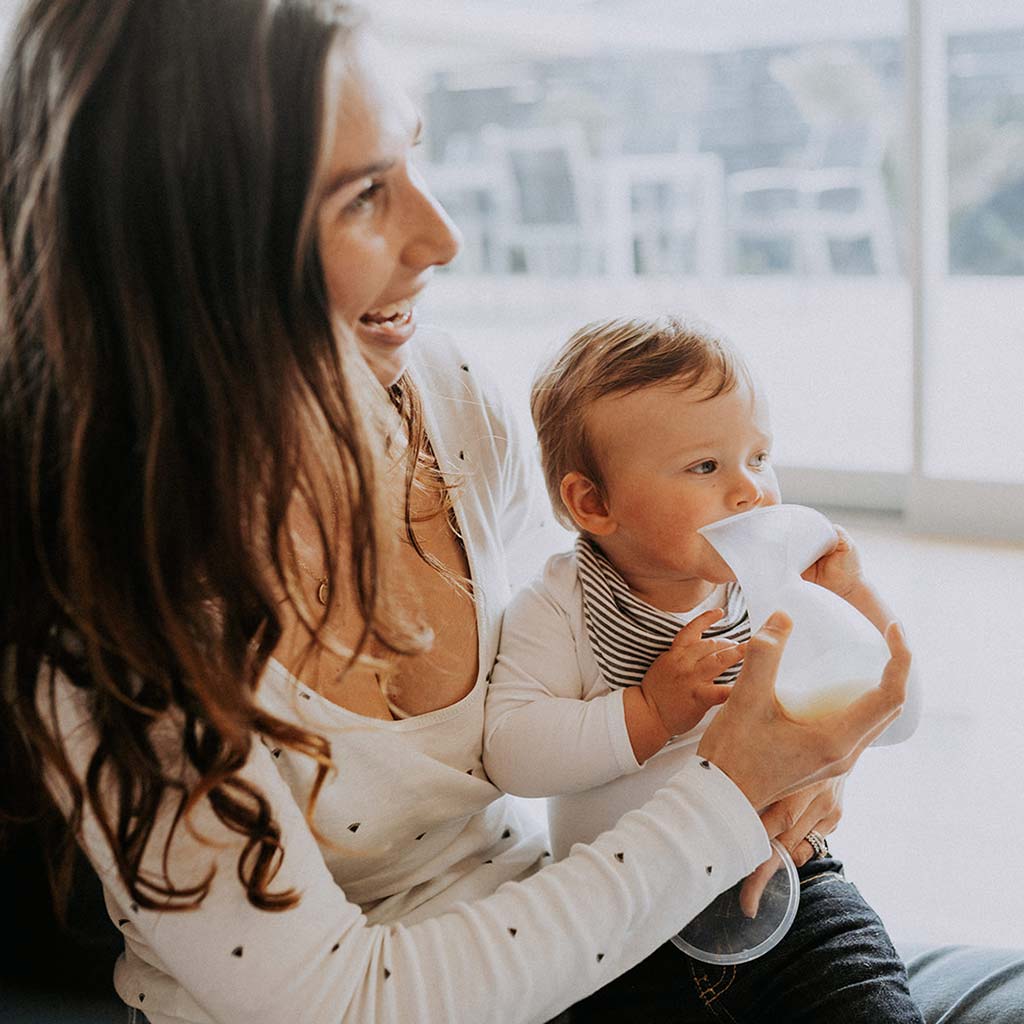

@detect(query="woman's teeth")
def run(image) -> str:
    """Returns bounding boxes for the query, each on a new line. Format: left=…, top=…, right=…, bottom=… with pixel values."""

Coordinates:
left=360, top=299, right=414, bottom=325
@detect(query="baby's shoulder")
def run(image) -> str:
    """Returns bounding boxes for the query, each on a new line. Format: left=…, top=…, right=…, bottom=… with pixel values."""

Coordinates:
left=507, top=546, right=583, bottom=618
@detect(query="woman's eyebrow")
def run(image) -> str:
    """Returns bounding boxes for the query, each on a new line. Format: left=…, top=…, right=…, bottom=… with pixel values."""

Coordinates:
left=320, top=158, right=396, bottom=202
left=321, top=118, right=423, bottom=203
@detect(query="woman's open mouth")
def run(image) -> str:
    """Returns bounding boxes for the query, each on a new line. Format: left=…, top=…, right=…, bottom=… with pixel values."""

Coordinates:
left=358, top=298, right=416, bottom=343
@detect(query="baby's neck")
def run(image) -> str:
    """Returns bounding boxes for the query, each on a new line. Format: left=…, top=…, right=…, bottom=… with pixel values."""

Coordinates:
left=619, top=573, right=718, bottom=615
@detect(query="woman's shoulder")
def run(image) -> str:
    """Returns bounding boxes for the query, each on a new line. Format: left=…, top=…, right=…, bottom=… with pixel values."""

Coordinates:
left=408, top=327, right=513, bottom=428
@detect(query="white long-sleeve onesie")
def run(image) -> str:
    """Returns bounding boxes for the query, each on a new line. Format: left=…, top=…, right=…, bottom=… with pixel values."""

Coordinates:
left=46, top=330, right=770, bottom=1024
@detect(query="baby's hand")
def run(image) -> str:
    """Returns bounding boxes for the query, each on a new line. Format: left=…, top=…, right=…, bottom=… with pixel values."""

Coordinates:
left=638, top=609, right=744, bottom=740
left=801, top=524, right=866, bottom=600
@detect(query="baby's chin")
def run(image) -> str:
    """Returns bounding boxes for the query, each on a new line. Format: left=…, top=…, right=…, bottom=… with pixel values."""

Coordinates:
left=699, top=546, right=736, bottom=583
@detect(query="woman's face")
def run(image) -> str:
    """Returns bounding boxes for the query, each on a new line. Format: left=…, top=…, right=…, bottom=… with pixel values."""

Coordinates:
left=316, top=34, right=461, bottom=386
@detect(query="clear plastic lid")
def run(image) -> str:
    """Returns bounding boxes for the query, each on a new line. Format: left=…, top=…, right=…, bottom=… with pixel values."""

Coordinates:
left=670, top=838, right=799, bottom=965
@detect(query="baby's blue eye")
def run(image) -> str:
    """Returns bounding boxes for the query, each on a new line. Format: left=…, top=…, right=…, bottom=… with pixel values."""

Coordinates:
left=691, top=460, right=717, bottom=475
left=751, top=452, right=771, bottom=468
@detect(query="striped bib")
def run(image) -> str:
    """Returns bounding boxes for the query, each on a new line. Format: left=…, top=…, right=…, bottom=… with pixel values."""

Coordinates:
left=575, top=536, right=750, bottom=691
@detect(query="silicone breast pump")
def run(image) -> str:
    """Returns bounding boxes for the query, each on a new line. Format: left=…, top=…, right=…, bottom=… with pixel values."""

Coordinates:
left=698, top=504, right=889, bottom=718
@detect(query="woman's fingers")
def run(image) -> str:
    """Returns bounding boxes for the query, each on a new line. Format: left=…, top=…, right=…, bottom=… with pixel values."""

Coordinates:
left=697, top=612, right=910, bottom=812
left=726, top=611, right=792, bottom=705
left=783, top=803, right=840, bottom=868
left=759, top=779, right=843, bottom=868
left=830, top=621, right=911, bottom=751
left=738, top=848, right=781, bottom=918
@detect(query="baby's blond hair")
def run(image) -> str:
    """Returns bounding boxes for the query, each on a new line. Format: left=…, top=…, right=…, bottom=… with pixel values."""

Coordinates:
left=530, top=315, right=748, bottom=531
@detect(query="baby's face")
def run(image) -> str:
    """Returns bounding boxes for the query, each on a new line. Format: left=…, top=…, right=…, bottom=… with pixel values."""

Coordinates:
left=587, top=377, right=780, bottom=596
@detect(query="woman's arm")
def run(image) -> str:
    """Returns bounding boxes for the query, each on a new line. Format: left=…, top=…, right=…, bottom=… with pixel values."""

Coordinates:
left=51, top=610, right=908, bottom=1024
left=56, top=679, right=769, bottom=1024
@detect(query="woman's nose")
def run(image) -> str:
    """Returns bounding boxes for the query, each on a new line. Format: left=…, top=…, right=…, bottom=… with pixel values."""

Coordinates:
left=402, top=170, right=462, bottom=271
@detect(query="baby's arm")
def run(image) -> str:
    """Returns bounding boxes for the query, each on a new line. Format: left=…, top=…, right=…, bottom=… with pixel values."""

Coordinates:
left=484, top=574, right=641, bottom=797
left=802, top=524, right=921, bottom=743
left=801, top=525, right=894, bottom=633
left=484, top=563, right=742, bottom=796
left=623, top=608, right=742, bottom=763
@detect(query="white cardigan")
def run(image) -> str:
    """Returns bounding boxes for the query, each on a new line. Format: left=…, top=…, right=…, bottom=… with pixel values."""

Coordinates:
left=48, top=330, right=769, bottom=1024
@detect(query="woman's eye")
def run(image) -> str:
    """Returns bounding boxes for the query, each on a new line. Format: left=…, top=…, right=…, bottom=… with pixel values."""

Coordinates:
left=346, top=180, right=384, bottom=214
left=690, top=460, right=717, bottom=475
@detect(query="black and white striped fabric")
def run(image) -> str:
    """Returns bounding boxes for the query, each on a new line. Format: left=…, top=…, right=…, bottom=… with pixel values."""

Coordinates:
left=576, top=536, right=750, bottom=691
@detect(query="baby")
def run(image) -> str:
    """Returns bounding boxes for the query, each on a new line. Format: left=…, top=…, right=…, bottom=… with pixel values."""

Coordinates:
left=484, top=315, right=923, bottom=1022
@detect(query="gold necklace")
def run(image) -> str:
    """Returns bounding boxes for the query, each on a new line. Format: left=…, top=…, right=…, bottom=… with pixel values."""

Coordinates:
left=292, top=488, right=340, bottom=607
left=294, top=553, right=330, bottom=606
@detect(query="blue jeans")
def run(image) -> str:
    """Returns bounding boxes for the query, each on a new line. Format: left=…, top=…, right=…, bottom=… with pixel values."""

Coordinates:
left=566, top=855, right=925, bottom=1023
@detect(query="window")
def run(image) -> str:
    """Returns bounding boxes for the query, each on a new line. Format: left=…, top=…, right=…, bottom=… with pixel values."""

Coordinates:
left=377, top=0, right=1024, bottom=540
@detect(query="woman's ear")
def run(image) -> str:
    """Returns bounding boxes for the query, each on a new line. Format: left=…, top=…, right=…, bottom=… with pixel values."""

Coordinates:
left=560, top=472, right=617, bottom=536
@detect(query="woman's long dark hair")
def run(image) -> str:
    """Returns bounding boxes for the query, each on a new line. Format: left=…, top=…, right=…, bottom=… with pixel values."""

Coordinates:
left=0, top=0, right=400, bottom=913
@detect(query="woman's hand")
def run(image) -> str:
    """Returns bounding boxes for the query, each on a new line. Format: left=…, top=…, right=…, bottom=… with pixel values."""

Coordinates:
left=737, top=776, right=845, bottom=916
left=696, top=611, right=909, bottom=813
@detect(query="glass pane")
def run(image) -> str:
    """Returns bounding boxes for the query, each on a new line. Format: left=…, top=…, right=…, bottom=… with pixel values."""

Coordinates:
left=925, top=3, right=1024, bottom=483
left=390, top=1, right=912, bottom=476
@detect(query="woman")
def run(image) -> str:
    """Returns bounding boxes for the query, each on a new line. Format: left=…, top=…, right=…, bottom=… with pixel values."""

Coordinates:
left=0, top=2, right=908, bottom=1022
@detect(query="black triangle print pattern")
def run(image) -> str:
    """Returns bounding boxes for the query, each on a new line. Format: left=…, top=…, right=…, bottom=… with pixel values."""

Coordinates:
left=348, top=822, right=361, bottom=833
left=232, top=946, right=243, bottom=957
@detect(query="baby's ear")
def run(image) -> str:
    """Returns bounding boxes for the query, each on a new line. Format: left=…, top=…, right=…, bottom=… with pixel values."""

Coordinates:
left=560, top=472, right=616, bottom=535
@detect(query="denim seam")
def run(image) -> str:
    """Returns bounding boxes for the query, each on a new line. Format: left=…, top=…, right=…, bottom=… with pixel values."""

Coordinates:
left=800, top=869, right=848, bottom=886
left=688, top=961, right=741, bottom=1021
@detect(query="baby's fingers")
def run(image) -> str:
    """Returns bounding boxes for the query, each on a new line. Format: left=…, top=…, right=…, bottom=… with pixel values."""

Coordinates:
left=671, top=608, right=725, bottom=648
left=694, top=681, right=733, bottom=708
left=694, top=637, right=745, bottom=674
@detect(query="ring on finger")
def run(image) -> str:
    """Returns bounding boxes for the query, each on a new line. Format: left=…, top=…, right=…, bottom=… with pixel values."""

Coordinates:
left=805, top=829, right=829, bottom=860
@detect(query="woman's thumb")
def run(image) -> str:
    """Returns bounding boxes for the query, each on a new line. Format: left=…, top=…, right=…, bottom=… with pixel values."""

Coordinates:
left=733, top=611, right=793, bottom=694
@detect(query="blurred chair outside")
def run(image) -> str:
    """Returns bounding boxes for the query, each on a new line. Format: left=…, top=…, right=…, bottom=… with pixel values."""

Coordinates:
left=422, top=120, right=728, bottom=278
left=727, top=115, right=899, bottom=275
